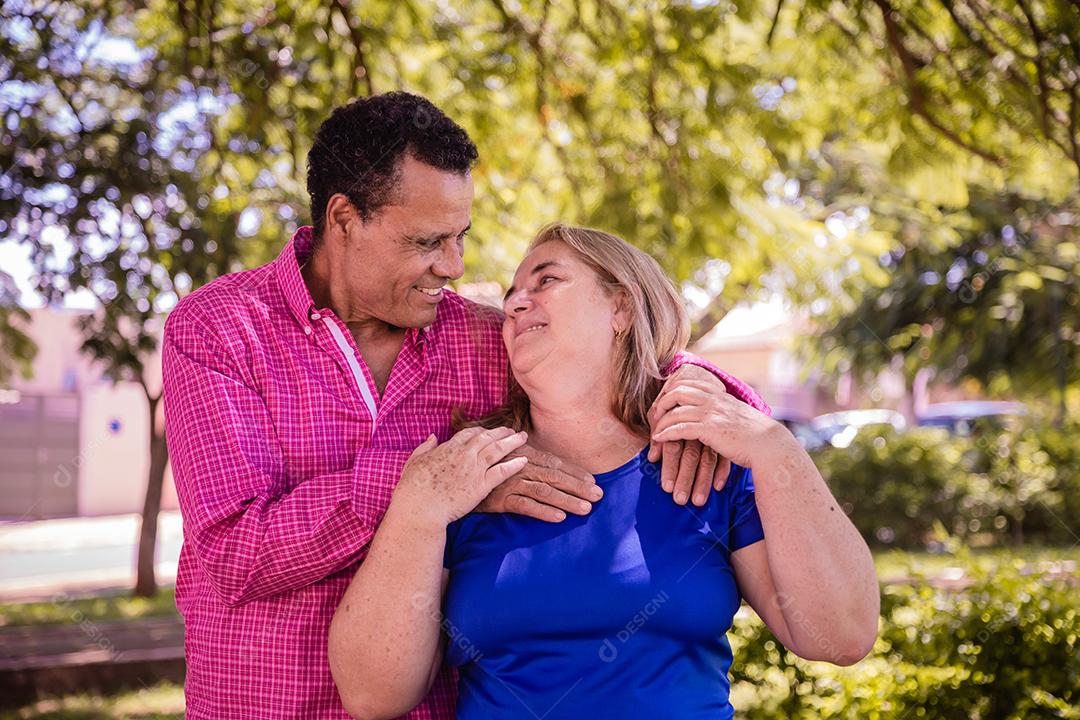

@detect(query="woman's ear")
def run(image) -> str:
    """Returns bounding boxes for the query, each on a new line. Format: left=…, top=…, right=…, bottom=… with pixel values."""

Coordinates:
left=611, top=289, right=632, bottom=336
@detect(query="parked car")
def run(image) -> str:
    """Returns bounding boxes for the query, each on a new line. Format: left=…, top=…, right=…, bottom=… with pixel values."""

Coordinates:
left=810, top=409, right=907, bottom=449
left=916, top=401, right=1028, bottom=435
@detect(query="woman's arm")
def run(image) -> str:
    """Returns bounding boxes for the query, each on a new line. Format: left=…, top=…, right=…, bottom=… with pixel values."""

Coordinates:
left=328, top=506, right=449, bottom=719
left=728, top=441, right=879, bottom=664
left=651, top=383, right=879, bottom=665
left=328, top=428, right=528, bottom=719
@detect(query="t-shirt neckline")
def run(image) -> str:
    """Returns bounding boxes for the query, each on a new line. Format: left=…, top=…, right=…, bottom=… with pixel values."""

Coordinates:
left=592, top=444, right=652, bottom=484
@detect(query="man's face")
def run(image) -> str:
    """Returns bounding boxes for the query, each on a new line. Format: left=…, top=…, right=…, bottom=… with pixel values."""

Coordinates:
left=339, top=154, right=474, bottom=328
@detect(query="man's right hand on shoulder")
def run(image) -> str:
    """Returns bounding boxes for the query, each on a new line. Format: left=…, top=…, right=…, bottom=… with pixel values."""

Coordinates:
left=476, top=444, right=603, bottom=522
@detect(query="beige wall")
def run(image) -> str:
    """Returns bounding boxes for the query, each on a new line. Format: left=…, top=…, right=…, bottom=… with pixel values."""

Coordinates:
left=695, top=346, right=773, bottom=395
left=78, top=383, right=178, bottom=516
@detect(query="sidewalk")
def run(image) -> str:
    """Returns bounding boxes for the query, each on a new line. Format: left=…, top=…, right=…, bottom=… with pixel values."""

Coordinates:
left=0, top=512, right=182, bottom=602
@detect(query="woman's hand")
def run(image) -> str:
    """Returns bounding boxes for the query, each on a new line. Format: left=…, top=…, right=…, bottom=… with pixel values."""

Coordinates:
left=393, top=427, right=530, bottom=529
left=649, top=377, right=789, bottom=470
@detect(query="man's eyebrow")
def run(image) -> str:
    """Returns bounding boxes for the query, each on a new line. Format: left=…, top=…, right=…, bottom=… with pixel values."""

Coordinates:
left=503, top=260, right=563, bottom=302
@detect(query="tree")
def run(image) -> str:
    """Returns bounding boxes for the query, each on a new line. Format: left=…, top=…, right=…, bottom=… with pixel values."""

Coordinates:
left=776, top=0, right=1080, bottom=413
left=809, top=185, right=1078, bottom=413
left=134, top=0, right=887, bottom=331
left=4, top=0, right=1077, bottom=595
left=0, top=0, right=255, bottom=595
left=0, top=270, right=36, bottom=388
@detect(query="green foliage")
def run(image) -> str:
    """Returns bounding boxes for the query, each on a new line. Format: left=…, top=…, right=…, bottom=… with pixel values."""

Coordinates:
left=0, top=1, right=258, bottom=387
left=815, top=421, right=1080, bottom=549
left=0, top=681, right=184, bottom=719
left=805, top=187, right=1079, bottom=399
left=0, top=588, right=177, bottom=628
left=0, top=270, right=35, bottom=387
left=783, top=0, right=1080, bottom=400
left=730, top=566, right=1080, bottom=718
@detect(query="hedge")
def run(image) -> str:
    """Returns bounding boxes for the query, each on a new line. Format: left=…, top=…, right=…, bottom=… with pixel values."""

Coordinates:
left=729, top=565, right=1080, bottom=719
left=813, top=420, right=1080, bottom=549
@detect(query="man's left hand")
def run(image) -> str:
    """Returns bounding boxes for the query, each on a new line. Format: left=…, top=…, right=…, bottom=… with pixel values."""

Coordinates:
left=647, top=364, right=732, bottom=507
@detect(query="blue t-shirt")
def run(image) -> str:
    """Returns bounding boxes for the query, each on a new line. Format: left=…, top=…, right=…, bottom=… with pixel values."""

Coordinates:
left=442, top=445, right=765, bottom=720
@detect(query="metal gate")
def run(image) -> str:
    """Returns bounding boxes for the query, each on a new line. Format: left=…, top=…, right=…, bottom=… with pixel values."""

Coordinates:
left=0, top=392, right=80, bottom=519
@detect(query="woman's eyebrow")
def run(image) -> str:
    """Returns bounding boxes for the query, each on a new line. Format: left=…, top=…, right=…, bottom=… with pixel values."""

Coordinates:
left=503, top=260, right=564, bottom=301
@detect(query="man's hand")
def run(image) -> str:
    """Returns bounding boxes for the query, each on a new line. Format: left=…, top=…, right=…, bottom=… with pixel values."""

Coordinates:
left=476, top=443, right=604, bottom=522
left=647, top=365, right=733, bottom=507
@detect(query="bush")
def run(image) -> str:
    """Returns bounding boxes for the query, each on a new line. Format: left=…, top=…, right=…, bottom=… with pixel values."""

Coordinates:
left=729, top=566, right=1080, bottom=719
left=813, top=420, right=1080, bottom=549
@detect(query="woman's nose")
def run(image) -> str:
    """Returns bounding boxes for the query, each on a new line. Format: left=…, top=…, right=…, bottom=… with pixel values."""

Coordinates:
left=504, top=288, right=531, bottom=315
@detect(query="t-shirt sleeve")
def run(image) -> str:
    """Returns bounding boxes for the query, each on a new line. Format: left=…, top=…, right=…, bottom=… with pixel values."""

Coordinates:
left=443, top=520, right=459, bottom=569
left=726, top=465, right=765, bottom=551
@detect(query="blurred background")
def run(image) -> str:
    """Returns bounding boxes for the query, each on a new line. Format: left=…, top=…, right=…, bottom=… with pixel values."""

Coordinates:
left=0, top=0, right=1077, bottom=717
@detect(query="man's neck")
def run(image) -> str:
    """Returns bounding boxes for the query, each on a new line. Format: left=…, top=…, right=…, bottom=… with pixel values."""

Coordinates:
left=302, top=241, right=406, bottom=395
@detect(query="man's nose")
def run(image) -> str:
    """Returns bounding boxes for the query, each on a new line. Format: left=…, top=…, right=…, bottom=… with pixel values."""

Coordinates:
left=431, top=240, right=465, bottom=280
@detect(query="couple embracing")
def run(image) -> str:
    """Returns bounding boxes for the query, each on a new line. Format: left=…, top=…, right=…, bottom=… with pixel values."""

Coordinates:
left=163, top=92, right=878, bottom=720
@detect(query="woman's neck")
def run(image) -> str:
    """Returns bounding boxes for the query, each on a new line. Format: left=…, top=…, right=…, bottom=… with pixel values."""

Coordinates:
left=524, top=378, right=648, bottom=475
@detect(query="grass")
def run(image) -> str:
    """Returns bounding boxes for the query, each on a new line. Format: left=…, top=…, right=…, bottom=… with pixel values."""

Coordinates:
left=0, top=683, right=184, bottom=720
left=873, top=543, right=1080, bottom=581
left=0, top=589, right=178, bottom=629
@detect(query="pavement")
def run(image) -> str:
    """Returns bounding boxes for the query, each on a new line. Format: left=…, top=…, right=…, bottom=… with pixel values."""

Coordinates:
left=0, top=511, right=183, bottom=602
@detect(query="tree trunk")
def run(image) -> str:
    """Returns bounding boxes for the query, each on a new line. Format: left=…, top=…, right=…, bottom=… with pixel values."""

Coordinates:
left=688, top=296, right=732, bottom=347
left=134, top=395, right=169, bottom=598
left=1011, top=511, right=1025, bottom=547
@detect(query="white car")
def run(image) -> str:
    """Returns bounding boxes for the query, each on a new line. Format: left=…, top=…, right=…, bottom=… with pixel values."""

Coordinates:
left=810, top=409, right=908, bottom=449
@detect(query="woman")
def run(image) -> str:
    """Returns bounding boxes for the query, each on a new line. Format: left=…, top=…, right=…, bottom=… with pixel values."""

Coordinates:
left=328, top=223, right=879, bottom=719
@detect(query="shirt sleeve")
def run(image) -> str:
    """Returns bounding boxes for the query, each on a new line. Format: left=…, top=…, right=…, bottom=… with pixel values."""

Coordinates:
left=664, top=351, right=772, bottom=416
left=726, top=465, right=765, bottom=552
left=163, top=308, right=410, bottom=607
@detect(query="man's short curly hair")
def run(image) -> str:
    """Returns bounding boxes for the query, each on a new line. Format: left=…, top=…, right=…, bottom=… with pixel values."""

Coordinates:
left=306, top=92, right=478, bottom=239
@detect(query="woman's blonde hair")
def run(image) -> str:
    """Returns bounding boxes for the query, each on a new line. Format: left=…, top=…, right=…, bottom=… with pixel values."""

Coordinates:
left=462, top=222, right=689, bottom=435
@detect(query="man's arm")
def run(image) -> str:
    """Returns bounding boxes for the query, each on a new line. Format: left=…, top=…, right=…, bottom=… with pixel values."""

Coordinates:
left=664, top=351, right=771, bottom=415
left=477, top=351, right=769, bottom=521
left=163, top=311, right=407, bottom=607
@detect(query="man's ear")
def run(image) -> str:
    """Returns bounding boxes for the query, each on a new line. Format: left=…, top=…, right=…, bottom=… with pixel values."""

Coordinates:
left=324, top=194, right=358, bottom=244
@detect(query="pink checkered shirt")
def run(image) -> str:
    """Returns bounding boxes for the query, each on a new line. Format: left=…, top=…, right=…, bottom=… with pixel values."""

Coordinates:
left=162, top=226, right=770, bottom=719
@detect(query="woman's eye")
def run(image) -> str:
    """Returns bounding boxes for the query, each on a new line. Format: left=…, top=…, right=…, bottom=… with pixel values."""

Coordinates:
left=539, top=275, right=556, bottom=286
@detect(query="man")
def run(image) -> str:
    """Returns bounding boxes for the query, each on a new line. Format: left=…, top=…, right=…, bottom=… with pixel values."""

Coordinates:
left=162, top=92, right=769, bottom=719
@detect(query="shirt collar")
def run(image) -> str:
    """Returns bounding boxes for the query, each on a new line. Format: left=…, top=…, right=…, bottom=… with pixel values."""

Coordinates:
left=274, top=225, right=434, bottom=347
left=274, top=225, right=319, bottom=329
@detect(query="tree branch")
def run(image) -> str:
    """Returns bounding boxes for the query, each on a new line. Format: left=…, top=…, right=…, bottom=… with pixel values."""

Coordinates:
left=767, top=0, right=786, bottom=46
left=332, top=0, right=374, bottom=97
left=689, top=295, right=733, bottom=346
left=873, top=0, right=1007, bottom=165
left=1015, top=0, right=1054, bottom=141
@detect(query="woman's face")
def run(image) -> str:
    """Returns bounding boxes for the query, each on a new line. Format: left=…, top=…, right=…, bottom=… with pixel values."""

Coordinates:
left=502, top=240, right=625, bottom=381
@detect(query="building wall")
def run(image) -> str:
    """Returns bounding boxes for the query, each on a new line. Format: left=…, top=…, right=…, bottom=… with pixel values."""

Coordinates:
left=78, top=383, right=179, bottom=516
